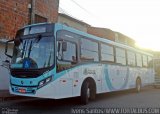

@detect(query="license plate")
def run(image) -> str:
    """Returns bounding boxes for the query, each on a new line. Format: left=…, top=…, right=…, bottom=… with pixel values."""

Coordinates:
left=18, top=88, right=26, bottom=93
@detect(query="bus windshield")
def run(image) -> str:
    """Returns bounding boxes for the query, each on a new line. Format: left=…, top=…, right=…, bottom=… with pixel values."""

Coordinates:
left=11, top=36, right=54, bottom=69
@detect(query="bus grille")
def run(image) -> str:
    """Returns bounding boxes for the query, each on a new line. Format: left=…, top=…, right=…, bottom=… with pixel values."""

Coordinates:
left=11, top=70, right=42, bottom=78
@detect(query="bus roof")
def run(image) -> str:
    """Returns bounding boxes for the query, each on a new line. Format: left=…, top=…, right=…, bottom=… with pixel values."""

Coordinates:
left=20, top=23, right=153, bottom=56
left=56, top=23, right=153, bottom=56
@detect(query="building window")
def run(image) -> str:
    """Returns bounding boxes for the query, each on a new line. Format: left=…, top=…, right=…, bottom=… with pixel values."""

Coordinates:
left=35, top=14, right=47, bottom=23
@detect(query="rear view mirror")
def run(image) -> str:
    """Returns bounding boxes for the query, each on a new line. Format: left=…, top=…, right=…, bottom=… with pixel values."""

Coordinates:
left=62, top=42, right=67, bottom=52
left=5, top=39, right=14, bottom=58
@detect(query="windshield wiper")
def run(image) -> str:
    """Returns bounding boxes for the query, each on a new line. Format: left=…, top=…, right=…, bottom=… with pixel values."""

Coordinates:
left=21, top=40, right=26, bottom=58
left=18, top=35, right=42, bottom=60
left=28, top=40, right=33, bottom=58
left=35, top=34, right=42, bottom=43
left=27, top=35, right=42, bottom=58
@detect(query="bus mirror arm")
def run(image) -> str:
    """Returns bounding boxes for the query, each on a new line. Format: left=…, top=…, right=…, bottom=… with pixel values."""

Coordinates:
left=14, top=38, right=22, bottom=46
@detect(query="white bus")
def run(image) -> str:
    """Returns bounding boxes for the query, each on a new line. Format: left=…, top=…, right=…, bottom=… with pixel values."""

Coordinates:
left=5, top=23, right=154, bottom=104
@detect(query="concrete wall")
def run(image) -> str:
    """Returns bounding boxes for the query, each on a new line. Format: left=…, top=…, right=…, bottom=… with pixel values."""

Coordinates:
left=0, top=43, right=12, bottom=90
left=115, top=32, right=135, bottom=47
left=87, top=27, right=135, bottom=47
left=87, top=27, right=115, bottom=41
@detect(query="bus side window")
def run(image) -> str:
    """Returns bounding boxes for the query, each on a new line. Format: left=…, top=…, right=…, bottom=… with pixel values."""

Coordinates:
left=80, top=38, right=99, bottom=62
left=148, top=56, right=153, bottom=68
left=127, top=51, right=136, bottom=67
left=115, top=47, right=126, bottom=65
left=142, top=55, right=148, bottom=67
left=101, top=43, right=114, bottom=63
left=136, top=53, right=142, bottom=67
left=57, top=41, right=77, bottom=72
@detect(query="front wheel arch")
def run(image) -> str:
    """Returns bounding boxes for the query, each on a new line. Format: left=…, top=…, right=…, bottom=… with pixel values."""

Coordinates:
left=80, top=77, right=96, bottom=105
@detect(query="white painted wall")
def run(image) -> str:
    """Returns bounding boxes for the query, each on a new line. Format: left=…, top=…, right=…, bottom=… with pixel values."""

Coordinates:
left=0, top=43, right=12, bottom=90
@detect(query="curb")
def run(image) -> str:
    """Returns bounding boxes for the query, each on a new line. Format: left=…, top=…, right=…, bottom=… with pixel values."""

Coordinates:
left=0, top=90, right=27, bottom=101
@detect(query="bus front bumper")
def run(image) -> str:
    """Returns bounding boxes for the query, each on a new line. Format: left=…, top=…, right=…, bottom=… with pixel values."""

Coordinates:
left=9, top=81, right=59, bottom=99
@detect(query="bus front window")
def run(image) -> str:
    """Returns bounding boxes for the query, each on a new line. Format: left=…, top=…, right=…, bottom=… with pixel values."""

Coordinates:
left=11, top=36, right=54, bottom=69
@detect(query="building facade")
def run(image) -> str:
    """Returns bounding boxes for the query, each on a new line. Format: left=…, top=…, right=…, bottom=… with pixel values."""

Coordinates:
left=58, top=13, right=89, bottom=32
left=115, top=32, right=135, bottom=47
left=0, top=0, right=59, bottom=40
left=87, top=27, right=135, bottom=47
left=0, top=0, right=59, bottom=91
left=31, top=0, right=59, bottom=24
left=87, top=27, right=115, bottom=41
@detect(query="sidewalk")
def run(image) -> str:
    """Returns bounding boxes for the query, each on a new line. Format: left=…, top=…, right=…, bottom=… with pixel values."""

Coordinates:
left=0, top=90, right=15, bottom=101
left=0, top=90, right=15, bottom=98
left=0, top=90, right=22, bottom=101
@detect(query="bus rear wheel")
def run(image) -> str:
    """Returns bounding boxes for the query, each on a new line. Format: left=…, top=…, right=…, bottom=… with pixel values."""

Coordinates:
left=80, top=80, right=96, bottom=105
left=136, top=78, right=141, bottom=93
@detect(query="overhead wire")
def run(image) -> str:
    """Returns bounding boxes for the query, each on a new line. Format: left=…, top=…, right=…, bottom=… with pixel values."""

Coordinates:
left=59, top=0, right=101, bottom=26
left=69, top=0, right=94, bottom=16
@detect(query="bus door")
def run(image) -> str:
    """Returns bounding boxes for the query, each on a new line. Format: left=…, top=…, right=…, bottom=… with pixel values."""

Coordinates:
left=56, top=35, right=78, bottom=98
left=57, top=70, right=73, bottom=98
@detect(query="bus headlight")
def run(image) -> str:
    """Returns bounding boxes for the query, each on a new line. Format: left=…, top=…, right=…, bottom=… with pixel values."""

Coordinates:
left=38, top=76, right=52, bottom=88
left=46, top=77, right=52, bottom=83
left=39, top=80, right=45, bottom=86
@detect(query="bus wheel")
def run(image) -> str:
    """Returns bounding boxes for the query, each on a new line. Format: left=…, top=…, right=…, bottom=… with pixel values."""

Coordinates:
left=136, top=78, right=141, bottom=93
left=81, top=81, right=90, bottom=105
left=81, top=79, right=96, bottom=105
left=81, top=80, right=95, bottom=105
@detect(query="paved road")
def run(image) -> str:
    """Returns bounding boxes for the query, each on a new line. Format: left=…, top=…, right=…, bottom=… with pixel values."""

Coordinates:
left=1, top=86, right=160, bottom=114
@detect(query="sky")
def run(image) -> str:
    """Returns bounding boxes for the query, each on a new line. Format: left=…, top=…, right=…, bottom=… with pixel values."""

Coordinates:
left=60, top=0, right=160, bottom=51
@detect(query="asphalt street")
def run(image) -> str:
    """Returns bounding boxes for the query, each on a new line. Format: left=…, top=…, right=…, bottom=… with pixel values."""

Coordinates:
left=1, top=86, right=160, bottom=114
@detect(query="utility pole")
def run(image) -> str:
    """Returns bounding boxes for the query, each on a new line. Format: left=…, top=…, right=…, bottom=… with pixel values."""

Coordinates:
left=28, top=0, right=36, bottom=24
left=28, top=0, right=32, bottom=25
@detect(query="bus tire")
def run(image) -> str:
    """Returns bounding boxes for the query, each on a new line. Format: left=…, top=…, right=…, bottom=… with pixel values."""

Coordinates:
left=81, top=81, right=90, bottom=105
left=136, top=78, right=141, bottom=93
left=80, top=79, right=96, bottom=105
left=89, top=82, right=96, bottom=101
